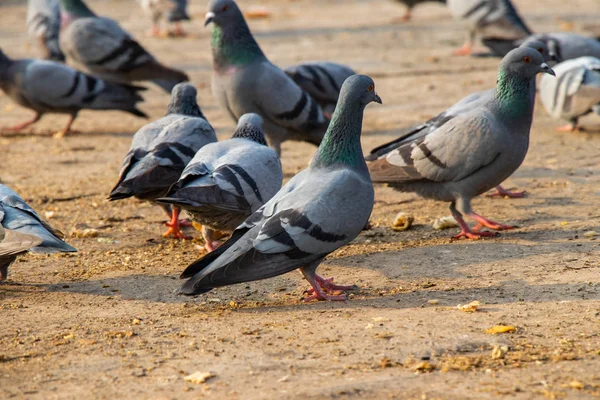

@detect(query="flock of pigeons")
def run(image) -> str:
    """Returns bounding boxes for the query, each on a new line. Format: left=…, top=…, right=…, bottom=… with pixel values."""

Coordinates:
left=0, top=0, right=599, bottom=301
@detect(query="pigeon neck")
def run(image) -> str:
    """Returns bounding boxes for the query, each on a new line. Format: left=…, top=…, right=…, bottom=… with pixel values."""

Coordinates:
left=311, top=102, right=366, bottom=170
left=167, top=99, right=205, bottom=118
left=60, top=0, right=95, bottom=18
left=494, top=70, right=534, bottom=121
left=211, top=22, right=266, bottom=71
left=232, top=125, right=268, bottom=146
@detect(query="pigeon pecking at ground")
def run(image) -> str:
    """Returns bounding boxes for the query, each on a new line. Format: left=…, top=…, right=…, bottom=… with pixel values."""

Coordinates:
left=58, top=0, right=188, bottom=93
left=178, top=75, right=381, bottom=301
left=109, top=83, right=217, bottom=239
left=368, top=48, right=555, bottom=239
left=539, top=56, right=600, bottom=132
left=205, top=0, right=331, bottom=157
left=448, top=0, right=532, bottom=56
left=366, top=40, right=557, bottom=199
left=138, top=0, right=190, bottom=37
left=157, top=113, right=283, bottom=252
left=0, top=49, right=147, bottom=137
left=0, top=184, right=77, bottom=281
left=27, top=0, right=65, bottom=62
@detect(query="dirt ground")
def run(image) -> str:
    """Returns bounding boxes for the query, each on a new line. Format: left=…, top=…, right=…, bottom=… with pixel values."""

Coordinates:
left=1, top=0, right=600, bottom=398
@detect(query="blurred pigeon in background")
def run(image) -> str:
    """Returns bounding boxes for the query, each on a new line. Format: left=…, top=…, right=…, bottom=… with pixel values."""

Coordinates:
left=27, top=0, right=65, bottom=61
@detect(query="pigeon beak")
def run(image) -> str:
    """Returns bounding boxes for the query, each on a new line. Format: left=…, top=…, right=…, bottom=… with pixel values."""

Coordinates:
left=204, top=12, right=215, bottom=27
left=540, top=63, right=556, bottom=77
left=373, top=93, right=382, bottom=104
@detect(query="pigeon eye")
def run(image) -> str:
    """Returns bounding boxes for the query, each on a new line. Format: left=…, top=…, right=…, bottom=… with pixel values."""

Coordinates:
left=368, top=85, right=374, bottom=92
left=537, top=48, right=544, bottom=54
left=221, top=5, right=229, bottom=12
left=523, top=56, right=532, bottom=63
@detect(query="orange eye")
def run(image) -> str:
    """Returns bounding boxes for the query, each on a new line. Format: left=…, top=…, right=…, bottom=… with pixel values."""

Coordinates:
left=523, top=56, right=532, bottom=63
left=537, top=48, right=544, bottom=54
left=368, top=84, right=374, bottom=92
left=221, top=5, right=228, bottom=11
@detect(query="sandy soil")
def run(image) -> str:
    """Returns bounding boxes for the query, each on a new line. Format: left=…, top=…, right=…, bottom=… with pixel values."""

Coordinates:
left=1, top=0, right=600, bottom=398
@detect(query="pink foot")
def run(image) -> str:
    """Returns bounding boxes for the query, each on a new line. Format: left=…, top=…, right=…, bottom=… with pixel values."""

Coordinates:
left=452, top=230, right=499, bottom=240
left=556, top=124, right=578, bottom=132
left=453, top=43, right=472, bottom=56
left=305, top=275, right=358, bottom=295
left=469, top=212, right=516, bottom=231
left=204, top=240, right=221, bottom=253
left=487, top=185, right=526, bottom=199
left=162, top=207, right=191, bottom=239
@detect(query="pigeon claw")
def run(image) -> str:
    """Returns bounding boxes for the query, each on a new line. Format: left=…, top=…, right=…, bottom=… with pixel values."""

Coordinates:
left=486, top=186, right=526, bottom=199
left=452, top=230, right=499, bottom=240
left=162, top=226, right=191, bottom=240
left=302, top=274, right=357, bottom=301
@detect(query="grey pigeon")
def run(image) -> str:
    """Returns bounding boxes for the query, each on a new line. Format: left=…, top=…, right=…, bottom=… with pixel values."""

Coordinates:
left=539, top=56, right=600, bottom=132
left=109, top=83, right=217, bottom=239
left=0, top=184, right=77, bottom=281
left=485, top=33, right=600, bottom=59
left=284, top=62, right=356, bottom=117
left=27, top=0, right=65, bottom=62
left=205, top=0, right=330, bottom=156
left=139, top=0, right=190, bottom=37
left=59, top=0, right=188, bottom=93
left=157, top=113, right=283, bottom=252
left=392, top=0, right=447, bottom=22
left=448, top=0, right=532, bottom=56
left=0, top=226, right=43, bottom=282
left=178, top=75, right=381, bottom=300
left=0, top=49, right=147, bottom=137
left=367, top=40, right=555, bottom=198
left=368, top=48, right=555, bottom=239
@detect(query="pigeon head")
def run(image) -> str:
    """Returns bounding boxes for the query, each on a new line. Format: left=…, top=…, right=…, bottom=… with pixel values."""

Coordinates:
left=499, top=47, right=555, bottom=80
left=338, top=75, right=382, bottom=109
left=205, top=0, right=242, bottom=27
left=520, top=38, right=561, bottom=64
left=167, top=83, right=205, bottom=118
left=233, top=113, right=267, bottom=146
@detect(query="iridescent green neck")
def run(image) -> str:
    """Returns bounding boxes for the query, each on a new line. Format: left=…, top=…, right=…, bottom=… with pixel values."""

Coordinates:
left=494, top=70, right=533, bottom=120
left=60, top=0, right=95, bottom=17
left=211, top=24, right=265, bottom=71
left=312, top=102, right=366, bottom=169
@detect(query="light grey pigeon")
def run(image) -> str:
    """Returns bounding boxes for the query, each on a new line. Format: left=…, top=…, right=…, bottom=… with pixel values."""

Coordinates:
left=539, top=56, right=600, bottom=132
left=366, top=40, right=555, bottom=198
left=284, top=62, right=356, bottom=118
left=447, top=0, right=532, bottom=56
left=368, top=48, right=555, bottom=239
left=0, top=226, right=43, bottom=282
left=0, top=184, right=77, bottom=281
left=392, top=0, right=447, bottom=22
left=138, top=0, right=190, bottom=37
left=520, top=33, right=600, bottom=61
left=59, top=0, right=189, bottom=93
left=205, top=0, right=330, bottom=156
left=109, top=83, right=217, bottom=239
left=157, top=113, right=283, bottom=252
left=27, top=0, right=65, bottom=62
left=178, top=75, right=381, bottom=300
left=0, top=49, right=147, bottom=137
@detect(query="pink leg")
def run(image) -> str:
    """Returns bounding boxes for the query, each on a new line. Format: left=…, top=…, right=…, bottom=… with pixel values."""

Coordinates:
left=300, top=269, right=349, bottom=302
left=201, top=226, right=221, bottom=252
left=453, top=41, right=472, bottom=56
left=5, top=113, right=41, bottom=131
left=52, top=114, right=78, bottom=138
left=450, top=204, right=498, bottom=240
left=162, top=206, right=191, bottom=239
left=487, top=185, right=526, bottom=199
left=304, top=275, right=358, bottom=295
left=469, top=212, right=515, bottom=232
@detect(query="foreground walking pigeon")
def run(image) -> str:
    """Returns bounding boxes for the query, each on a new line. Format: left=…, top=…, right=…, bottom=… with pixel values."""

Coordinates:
left=367, top=40, right=555, bottom=198
left=27, top=0, right=65, bottom=62
left=59, top=0, right=188, bottom=93
left=109, top=83, right=217, bottom=239
left=0, top=50, right=147, bottom=137
left=392, top=0, right=447, bottom=22
left=139, top=0, right=190, bottom=37
left=157, top=113, right=283, bottom=252
left=448, top=0, right=532, bottom=56
left=369, top=48, right=555, bottom=239
left=205, top=0, right=329, bottom=156
left=284, top=62, right=356, bottom=118
left=178, top=75, right=381, bottom=300
left=0, top=184, right=77, bottom=281
left=539, top=56, right=600, bottom=132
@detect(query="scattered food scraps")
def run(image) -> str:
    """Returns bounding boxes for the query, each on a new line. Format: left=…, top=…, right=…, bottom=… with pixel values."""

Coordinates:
left=485, top=325, right=516, bottom=334
left=491, top=345, right=508, bottom=359
left=71, top=228, right=99, bottom=238
left=457, top=301, right=481, bottom=313
left=391, top=212, right=414, bottom=231
left=583, top=231, right=597, bottom=237
left=432, top=216, right=459, bottom=230
left=413, top=362, right=435, bottom=372
left=184, top=371, right=216, bottom=384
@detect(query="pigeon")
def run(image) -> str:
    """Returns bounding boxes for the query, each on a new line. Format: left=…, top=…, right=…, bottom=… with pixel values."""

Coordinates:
left=447, top=0, right=532, bottom=56
left=205, top=0, right=330, bottom=156
left=539, top=56, right=600, bottom=132
left=284, top=62, right=356, bottom=118
left=109, top=83, right=217, bottom=239
left=0, top=184, right=77, bottom=281
left=59, top=0, right=189, bottom=93
left=178, top=75, right=381, bottom=300
left=366, top=40, right=555, bottom=198
left=520, top=33, right=600, bottom=61
left=0, top=49, right=147, bottom=137
left=138, top=0, right=190, bottom=37
left=368, top=48, right=555, bottom=239
left=392, top=0, right=447, bottom=22
left=27, top=0, right=65, bottom=62
left=157, top=113, right=283, bottom=252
